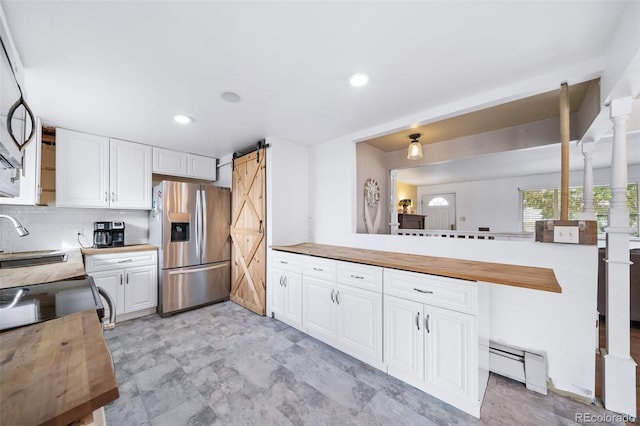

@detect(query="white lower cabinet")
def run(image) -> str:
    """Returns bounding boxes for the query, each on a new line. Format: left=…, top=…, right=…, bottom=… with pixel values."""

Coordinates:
left=271, top=267, right=303, bottom=329
left=302, top=258, right=383, bottom=367
left=85, top=250, right=158, bottom=321
left=384, top=269, right=488, bottom=418
left=269, top=250, right=488, bottom=418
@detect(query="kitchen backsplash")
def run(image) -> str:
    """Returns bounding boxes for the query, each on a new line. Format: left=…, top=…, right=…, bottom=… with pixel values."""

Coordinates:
left=0, top=205, right=149, bottom=253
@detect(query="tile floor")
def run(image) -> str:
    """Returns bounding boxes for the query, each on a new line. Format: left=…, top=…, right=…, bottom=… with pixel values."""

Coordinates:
left=104, top=301, right=627, bottom=425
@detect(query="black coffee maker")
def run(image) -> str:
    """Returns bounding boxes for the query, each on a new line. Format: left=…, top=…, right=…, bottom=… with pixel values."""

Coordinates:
left=93, top=221, right=125, bottom=248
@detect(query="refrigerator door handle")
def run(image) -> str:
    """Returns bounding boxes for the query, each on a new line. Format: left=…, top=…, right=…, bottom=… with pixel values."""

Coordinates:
left=167, top=263, right=228, bottom=275
left=200, top=188, right=207, bottom=262
left=195, top=189, right=201, bottom=260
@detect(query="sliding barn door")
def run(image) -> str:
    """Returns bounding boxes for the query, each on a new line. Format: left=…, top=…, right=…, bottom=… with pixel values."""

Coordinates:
left=230, top=149, right=266, bottom=315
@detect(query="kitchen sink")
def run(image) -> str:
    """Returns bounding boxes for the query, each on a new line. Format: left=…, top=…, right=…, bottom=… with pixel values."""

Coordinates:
left=0, top=250, right=69, bottom=269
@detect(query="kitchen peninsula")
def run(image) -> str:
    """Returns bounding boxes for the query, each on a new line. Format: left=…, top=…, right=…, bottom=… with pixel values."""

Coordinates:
left=270, top=242, right=561, bottom=417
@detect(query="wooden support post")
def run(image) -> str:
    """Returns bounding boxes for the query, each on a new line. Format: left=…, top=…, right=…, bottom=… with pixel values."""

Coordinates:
left=560, top=82, right=570, bottom=220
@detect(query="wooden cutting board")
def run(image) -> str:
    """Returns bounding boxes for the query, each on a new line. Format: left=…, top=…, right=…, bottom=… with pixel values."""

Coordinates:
left=0, top=310, right=119, bottom=426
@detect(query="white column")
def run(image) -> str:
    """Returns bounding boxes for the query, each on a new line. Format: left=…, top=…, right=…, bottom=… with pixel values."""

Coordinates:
left=602, top=96, right=636, bottom=418
left=580, top=141, right=596, bottom=220
left=389, top=169, right=399, bottom=235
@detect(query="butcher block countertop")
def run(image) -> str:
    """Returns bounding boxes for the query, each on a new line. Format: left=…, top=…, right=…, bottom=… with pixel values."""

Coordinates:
left=81, top=244, right=158, bottom=255
left=0, top=249, right=85, bottom=290
left=271, top=243, right=561, bottom=293
left=0, top=310, right=119, bottom=426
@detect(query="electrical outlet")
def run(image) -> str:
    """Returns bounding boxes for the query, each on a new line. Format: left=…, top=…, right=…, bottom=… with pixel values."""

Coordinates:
left=554, top=226, right=579, bottom=244
left=76, top=228, right=84, bottom=236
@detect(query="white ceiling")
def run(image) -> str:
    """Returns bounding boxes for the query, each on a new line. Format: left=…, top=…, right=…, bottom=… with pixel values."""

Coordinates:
left=396, top=134, right=640, bottom=186
left=0, top=1, right=630, bottom=158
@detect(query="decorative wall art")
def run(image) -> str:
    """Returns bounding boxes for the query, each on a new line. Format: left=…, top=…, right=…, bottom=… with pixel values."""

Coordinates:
left=364, top=178, right=381, bottom=233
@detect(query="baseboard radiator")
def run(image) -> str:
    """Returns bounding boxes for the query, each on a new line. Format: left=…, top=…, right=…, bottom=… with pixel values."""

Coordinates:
left=489, top=341, right=548, bottom=395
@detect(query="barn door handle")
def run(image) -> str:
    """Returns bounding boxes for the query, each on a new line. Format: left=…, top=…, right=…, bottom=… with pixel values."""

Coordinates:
left=259, top=220, right=263, bottom=233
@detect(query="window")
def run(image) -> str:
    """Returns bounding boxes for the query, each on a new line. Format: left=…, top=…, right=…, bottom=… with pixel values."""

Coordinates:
left=428, top=197, right=449, bottom=207
left=520, top=183, right=639, bottom=237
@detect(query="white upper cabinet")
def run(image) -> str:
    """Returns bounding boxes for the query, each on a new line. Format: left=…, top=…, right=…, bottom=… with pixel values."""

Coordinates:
left=152, top=147, right=217, bottom=181
left=188, top=154, right=217, bottom=180
left=109, top=138, right=151, bottom=209
left=152, top=147, right=187, bottom=176
left=56, top=128, right=110, bottom=208
left=56, top=128, right=151, bottom=209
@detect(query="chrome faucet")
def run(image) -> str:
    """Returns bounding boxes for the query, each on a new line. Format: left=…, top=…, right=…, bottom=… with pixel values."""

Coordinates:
left=0, top=215, right=30, bottom=237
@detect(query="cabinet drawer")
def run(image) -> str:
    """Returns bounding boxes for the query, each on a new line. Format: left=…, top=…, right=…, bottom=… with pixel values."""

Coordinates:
left=384, top=269, right=476, bottom=315
left=85, top=250, right=157, bottom=273
left=303, top=256, right=336, bottom=281
left=336, top=261, right=382, bottom=293
left=272, top=251, right=302, bottom=274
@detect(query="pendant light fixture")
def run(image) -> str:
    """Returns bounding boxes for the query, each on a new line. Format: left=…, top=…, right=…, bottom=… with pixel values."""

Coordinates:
left=407, top=133, right=423, bottom=160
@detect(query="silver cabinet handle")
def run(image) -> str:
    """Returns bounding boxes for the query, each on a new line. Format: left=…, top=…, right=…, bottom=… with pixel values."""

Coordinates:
left=350, top=274, right=364, bottom=279
left=280, top=260, right=288, bottom=264
left=279, top=276, right=283, bottom=286
left=330, top=289, right=335, bottom=303
left=426, top=314, right=430, bottom=333
left=413, top=288, right=434, bottom=294
left=118, top=259, right=133, bottom=263
left=283, top=276, right=287, bottom=287
left=126, top=273, right=129, bottom=284
left=313, top=267, right=323, bottom=271
left=416, top=312, right=421, bottom=330
left=104, top=191, right=108, bottom=202
left=111, top=192, right=115, bottom=202
left=120, top=275, right=123, bottom=285
left=335, top=291, right=340, bottom=304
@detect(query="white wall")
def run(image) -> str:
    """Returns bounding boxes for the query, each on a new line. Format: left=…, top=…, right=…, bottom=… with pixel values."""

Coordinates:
left=416, top=165, right=640, bottom=233
left=355, top=142, right=389, bottom=234
left=309, top=135, right=599, bottom=400
left=0, top=204, right=149, bottom=252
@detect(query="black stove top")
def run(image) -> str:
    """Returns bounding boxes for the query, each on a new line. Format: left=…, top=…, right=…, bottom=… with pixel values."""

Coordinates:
left=0, top=277, right=104, bottom=332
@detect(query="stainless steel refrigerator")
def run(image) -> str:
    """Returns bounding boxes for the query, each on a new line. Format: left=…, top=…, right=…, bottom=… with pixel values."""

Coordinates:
left=149, top=181, right=231, bottom=316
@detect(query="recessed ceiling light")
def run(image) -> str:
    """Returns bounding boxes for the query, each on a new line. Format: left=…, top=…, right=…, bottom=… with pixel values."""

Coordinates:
left=173, top=114, right=193, bottom=124
left=349, top=73, right=369, bottom=87
left=221, top=92, right=241, bottom=103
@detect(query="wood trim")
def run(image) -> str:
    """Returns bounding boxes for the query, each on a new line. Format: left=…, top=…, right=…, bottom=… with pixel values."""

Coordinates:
left=271, top=243, right=562, bottom=293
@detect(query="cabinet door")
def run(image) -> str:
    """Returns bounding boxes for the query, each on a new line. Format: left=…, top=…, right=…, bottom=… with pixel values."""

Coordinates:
left=283, top=271, right=303, bottom=329
left=56, top=128, right=109, bottom=207
left=384, top=295, right=424, bottom=388
left=424, top=305, right=474, bottom=402
left=270, top=267, right=286, bottom=318
left=187, top=154, right=217, bottom=180
left=302, top=276, right=335, bottom=344
left=152, top=147, right=188, bottom=176
left=89, top=270, right=125, bottom=316
left=110, top=139, right=152, bottom=209
left=336, top=284, right=382, bottom=364
left=124, top=265, right=157, bottom=313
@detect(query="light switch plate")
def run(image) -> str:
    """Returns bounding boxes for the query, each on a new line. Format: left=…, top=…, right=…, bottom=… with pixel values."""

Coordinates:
left=553, top=226, right=579, bottom=243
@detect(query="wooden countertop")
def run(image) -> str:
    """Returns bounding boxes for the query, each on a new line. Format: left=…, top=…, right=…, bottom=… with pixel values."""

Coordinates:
left=271, top=243, right=562, bottom=293
left=0, top=310, right=119, bottom=426
left=0, top=249, right=86, bottom=290
left=81, top=244, right=158, bottom=255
